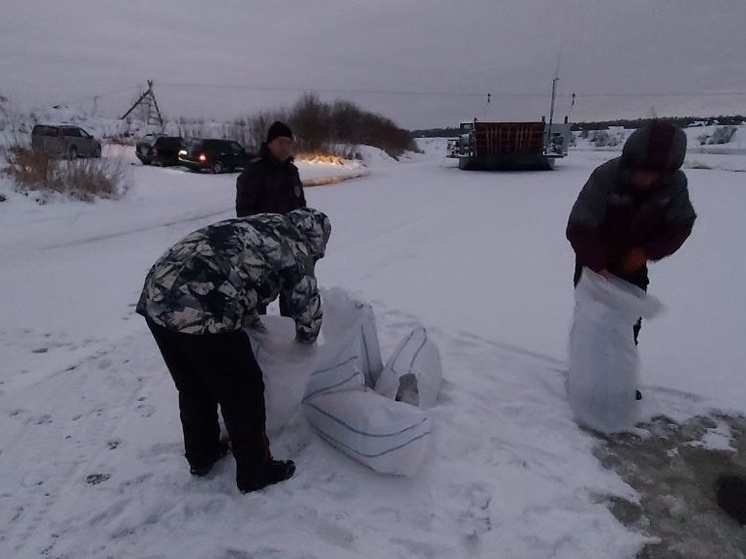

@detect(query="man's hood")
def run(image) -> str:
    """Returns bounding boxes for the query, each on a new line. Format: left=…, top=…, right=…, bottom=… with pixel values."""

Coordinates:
left=621, top=120, right=687, bottom=173
left=287, top=208, right=331, bottom=260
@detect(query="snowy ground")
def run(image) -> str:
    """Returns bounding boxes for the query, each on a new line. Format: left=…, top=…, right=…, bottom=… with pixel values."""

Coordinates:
left=1, top=139, right=745, bottom=558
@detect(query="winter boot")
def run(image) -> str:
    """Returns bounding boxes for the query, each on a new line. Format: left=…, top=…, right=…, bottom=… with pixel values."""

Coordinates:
left=189, top=439, right=231, bottom=477
left=716, top=474, right=746, bottom=525
left=238, top=459, right=296, bottom=493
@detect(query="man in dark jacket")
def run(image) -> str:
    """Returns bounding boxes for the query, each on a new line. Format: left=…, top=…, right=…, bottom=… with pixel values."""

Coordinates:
left=137, top=208, right=331, bottom=493
left=236, top=121, right=306, bottom=217
left=236, top=121, right=307, bottom=317
left=566, top=120, right=696, bottom=342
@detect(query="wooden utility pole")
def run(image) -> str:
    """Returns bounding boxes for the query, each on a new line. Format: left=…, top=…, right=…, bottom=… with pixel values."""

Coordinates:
left=120, top=80, right=164, bottom=126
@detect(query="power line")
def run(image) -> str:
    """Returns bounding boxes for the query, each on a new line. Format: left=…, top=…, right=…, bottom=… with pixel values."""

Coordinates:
left=48, top=86, right=142, bottom=108
left=571, top=91, right=746, bottom=99
left=156, top=81, right=746, bottom=100
left=158, top=82, right=489, bottom=98
left=89, top=85, right=143, bottom=99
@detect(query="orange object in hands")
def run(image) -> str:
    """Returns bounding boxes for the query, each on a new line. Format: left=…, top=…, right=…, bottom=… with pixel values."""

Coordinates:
left=622, top=247, right=647, bottom=273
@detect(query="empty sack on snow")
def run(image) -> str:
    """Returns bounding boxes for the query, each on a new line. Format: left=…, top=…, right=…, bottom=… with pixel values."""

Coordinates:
left=319, top=287, right=383, bottom=388
left=303, top=388, right=432, bottom=476
left=375, top=327, right=442, bottom=409
left=568, top=268, right=664, bottom=434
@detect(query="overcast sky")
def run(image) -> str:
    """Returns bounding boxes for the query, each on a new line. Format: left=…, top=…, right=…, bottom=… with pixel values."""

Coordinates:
left=2, top=0, right=745, bottom=129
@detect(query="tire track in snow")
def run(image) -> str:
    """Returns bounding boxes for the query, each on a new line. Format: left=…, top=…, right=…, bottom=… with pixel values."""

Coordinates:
left=41, top=207, right=232, bottom=250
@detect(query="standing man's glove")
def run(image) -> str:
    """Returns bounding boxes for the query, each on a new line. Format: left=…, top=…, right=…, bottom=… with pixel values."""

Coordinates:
left=622, top=247, right=648, bottom=274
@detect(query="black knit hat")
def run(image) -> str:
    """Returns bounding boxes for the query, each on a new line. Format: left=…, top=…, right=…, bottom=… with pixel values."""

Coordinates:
left=266, top=121, right=293, bottom=144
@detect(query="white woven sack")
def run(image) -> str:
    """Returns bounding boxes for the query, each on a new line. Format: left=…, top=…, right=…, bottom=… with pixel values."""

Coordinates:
left=248, top=289, right=382, bottom=435
left=320, top=288, right=383, bottom=388
left=303, top=346, right=365, bottom=402
left=247, top=316, right=319, bottom=437
left=303, top=388, right=432, bottom=476
left=568, top=268, right=664, bottom=434
left=375, top=327, right=442, bottom=410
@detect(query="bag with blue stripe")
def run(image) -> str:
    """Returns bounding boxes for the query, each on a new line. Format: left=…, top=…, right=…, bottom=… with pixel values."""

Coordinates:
left=301, top=289, right=434, bottom=476
left=303, top=388, right=432, bottom=476
left=374, top=327, right=442, bottom=410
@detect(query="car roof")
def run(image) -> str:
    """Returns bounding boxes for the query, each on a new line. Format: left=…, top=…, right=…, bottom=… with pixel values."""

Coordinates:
left=33, top=124, right=89, bottom=134
left=138, top=134, right=180, bottom=141
left=32, top=124, right=60, bottom=131
left=186, top=137, right=232, bottom=142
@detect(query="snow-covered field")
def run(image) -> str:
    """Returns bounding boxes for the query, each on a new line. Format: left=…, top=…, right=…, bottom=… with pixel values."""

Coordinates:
left=1, top=138, right=745, bottom=558
left=573, top=124, right=746, bottom=172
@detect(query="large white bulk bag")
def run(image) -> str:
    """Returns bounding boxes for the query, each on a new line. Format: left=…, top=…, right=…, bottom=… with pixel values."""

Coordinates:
left=568, top=268, right=664, bottom=434
left=248, top=316, right=319, bottom=438
left=302, top=339, right=366, bottom=401
left=249, top=289, right=383, bottom=435
left=374, top=327, right=442, bottom=410
left=303, top=388, right=432, bottom=476
left=319, top=288, right=383, bottom=388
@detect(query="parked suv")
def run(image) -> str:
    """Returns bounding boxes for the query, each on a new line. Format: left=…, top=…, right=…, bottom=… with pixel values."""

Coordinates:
left=178, top=138, right=252, bottom=174
left=31, top=124, right=102, bottom=159
left=135, top=135, right=183, bottom=166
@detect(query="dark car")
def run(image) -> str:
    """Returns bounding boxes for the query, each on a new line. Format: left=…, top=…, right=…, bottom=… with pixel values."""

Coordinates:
left=178, top=138, right=252, bottom=174
left=31, top=124, right=102, bottom=159
left=135, top=135, right=183, bottom=166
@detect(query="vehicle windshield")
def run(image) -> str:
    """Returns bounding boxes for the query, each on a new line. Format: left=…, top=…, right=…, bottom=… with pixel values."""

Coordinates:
left=156, top=137, right=182, bottom=149
left=184, top=138, right=204, bottom=150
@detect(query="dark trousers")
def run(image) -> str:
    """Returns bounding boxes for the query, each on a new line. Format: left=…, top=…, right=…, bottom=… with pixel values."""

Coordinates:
left=573, top=261, right=648, bottom=345
left=146, top=319, right=270, bottom=477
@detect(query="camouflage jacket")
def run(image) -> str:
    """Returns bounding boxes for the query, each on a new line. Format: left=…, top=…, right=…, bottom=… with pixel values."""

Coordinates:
left=136, top=208, right=331, bottom=340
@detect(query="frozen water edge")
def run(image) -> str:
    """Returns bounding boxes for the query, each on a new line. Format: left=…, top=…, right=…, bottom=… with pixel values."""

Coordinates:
left=593, top=413, right=746, bottom=558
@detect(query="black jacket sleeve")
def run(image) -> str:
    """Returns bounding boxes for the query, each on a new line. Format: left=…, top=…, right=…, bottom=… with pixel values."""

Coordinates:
left=236, top=166, right=262, bottom=217
left=643, top=175, right=696, bottom=261
left=566, top=164, right=615, bottom=271
left=291, top=166, right=307, bottom=209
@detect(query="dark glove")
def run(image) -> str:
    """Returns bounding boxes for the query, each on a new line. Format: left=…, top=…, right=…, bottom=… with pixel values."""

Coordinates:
left=246, top=315, right=267, bottom=334
left=295, top=333, right=316, bottom=345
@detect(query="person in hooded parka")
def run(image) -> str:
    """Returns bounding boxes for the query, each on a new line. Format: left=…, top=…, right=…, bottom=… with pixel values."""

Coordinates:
left=136, top=207, right=331, bottom=493
left=566, top=120, right=697, bottom=344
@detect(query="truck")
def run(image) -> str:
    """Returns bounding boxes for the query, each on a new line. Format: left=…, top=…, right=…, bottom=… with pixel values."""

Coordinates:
left=448, top=118, right=572, bottom=171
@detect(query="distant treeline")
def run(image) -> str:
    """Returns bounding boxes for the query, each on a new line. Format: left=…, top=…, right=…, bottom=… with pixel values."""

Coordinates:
left=177, top=93, right=418, bottom=159
left=412, top=115, right=746, bottom=137
left=570, top=115, right=746, bottom=131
